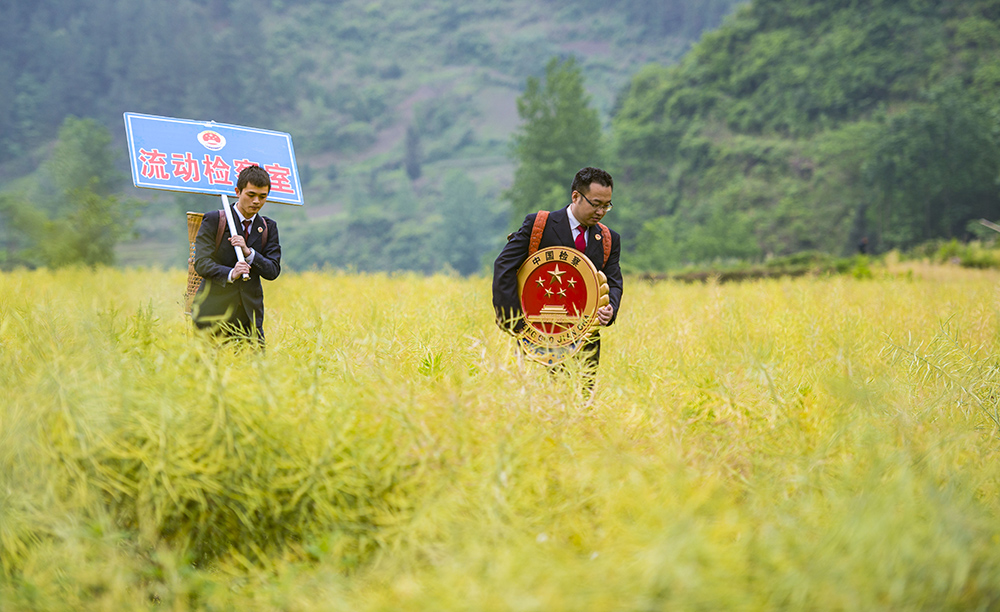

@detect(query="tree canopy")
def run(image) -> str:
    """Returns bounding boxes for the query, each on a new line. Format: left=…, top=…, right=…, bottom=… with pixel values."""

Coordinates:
left=0, top=117, right=141, bottom=268
left=611, top=0, right=1000, bottom=267
left=505, top=57, right=604, bottom=223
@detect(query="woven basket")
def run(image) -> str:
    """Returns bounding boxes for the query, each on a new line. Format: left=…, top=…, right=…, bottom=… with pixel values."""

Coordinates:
left=184, top=212, right=205, bottom=315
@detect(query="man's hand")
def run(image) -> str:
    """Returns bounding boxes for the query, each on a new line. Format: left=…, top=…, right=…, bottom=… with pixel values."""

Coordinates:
left=229, top=235, right=252, bottom=258
left=596, top=304, right=614, bottom=326
left=229, top=261, right=251, bottom=281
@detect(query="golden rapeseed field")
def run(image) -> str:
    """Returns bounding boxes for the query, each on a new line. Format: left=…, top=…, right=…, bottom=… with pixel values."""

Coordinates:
left=2, top=263, right=1000, bottom=610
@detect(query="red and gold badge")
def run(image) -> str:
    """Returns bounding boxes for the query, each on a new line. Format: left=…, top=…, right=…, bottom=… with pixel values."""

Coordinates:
left=515, top=246, right=609, bottom=365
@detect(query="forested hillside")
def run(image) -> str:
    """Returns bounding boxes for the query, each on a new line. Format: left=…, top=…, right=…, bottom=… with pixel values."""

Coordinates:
left=0, top=0, right=739, bottom=271
left=611, top=0, right=1000, bottom=267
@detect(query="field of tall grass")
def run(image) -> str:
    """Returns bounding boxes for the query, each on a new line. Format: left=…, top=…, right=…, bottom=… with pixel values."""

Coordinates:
left=2, top=263, right=1000, bottom=610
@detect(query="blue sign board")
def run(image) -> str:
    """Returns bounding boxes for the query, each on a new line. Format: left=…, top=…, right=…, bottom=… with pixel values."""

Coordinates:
left=123, top=112, right=304, bottom=205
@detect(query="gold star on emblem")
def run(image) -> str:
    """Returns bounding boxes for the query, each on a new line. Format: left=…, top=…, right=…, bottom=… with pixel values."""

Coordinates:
left=536, top=277, right=545, bottom=287
left=557, top=288, right=567, bottom=298
left=567, top=278, right=577, bottom=288
left=548, top=265, right=565, bottom=284
left=544, top=287, right=554, bottom=297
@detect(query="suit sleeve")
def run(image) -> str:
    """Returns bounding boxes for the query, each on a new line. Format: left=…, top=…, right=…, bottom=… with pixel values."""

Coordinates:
left=250, top=218, right=281, bottom=281
left=603, top=230, right=624, bottom=326
left=492, top=214, right=536, bottom=332
left=193, top=211, right=231, bottom=284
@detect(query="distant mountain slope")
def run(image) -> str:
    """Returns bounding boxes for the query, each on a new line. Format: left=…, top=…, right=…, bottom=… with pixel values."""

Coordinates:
left=3, top=0, right=744, bottom=271
left=1, top=0, right=741, bottom=191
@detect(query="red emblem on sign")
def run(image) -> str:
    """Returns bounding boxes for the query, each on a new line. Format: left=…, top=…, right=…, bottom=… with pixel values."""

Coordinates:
left=197, top=130, right=227, bottom=151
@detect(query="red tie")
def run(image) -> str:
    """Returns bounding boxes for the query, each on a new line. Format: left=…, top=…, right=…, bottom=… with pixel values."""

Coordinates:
left=574, top=226, right=587, bottom=251
left=242, top=219, right=252, bottom=238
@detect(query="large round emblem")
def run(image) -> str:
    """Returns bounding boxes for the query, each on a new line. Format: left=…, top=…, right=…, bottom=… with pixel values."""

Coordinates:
left=516, top=246, right=609, bottom=365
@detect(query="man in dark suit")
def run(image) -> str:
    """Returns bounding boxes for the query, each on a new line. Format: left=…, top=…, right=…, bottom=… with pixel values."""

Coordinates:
left=493, top=166, right=623, bottom=372
left=193, top=165, right=281, bottom=344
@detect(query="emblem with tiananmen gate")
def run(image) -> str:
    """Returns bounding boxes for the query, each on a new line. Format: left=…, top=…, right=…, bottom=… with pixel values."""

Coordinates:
left=515, top=246, right=610, bottom=365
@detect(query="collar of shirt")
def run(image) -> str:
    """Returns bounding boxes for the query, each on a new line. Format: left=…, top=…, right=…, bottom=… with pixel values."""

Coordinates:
left=234, top=208, right=257, bottom=228
left=566, top=207, right=587, bottom=241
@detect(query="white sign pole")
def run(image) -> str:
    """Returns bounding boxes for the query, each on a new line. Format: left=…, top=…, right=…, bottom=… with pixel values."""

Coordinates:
left=221, top=194, right=249, bottom=281
left=980, top=218, right=1000, bottom=234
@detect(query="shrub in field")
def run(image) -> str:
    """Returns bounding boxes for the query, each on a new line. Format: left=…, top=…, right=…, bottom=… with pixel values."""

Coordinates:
left=1, top=270, right=420, bottom=576
left=903, top=238, right=1000, bottom=269
left=43, top=364, right=417, bottom=569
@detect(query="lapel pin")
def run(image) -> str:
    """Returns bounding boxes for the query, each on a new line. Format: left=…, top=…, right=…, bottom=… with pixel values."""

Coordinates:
left=595, top=234, right=602, bottom=241
left=257, top=226, right=263, bottom=233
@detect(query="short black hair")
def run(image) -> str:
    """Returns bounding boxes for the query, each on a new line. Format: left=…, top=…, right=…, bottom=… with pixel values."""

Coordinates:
left=571, top=167, right=613, bottom=195
left=237, top=165, right=271, bottom=191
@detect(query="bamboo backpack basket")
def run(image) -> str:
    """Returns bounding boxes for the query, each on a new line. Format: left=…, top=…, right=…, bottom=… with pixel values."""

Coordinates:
left=184, top=212, right=205, bottom=315
left=183, top=210, right=270, bottom=314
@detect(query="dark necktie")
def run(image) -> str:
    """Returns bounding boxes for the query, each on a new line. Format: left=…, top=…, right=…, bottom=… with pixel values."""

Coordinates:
left=242, top=219, right=252, bottom=239
left=574, top=226, right=587, bottom=251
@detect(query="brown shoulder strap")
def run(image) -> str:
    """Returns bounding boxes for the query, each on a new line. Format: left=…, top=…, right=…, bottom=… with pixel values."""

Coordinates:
left=528, top=211, right=609, bottom=266
left=215, top=210, right=269, bottom=250
left=215, top=210, right=226, bottom=249
left=528, top=210, right=549, bottom=256
left=598, top=222, right=611, bottom=267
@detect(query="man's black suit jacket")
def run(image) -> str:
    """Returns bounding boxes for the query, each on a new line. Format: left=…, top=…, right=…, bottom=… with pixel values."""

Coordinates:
left=192, top=206, right=281, bottom=339
left=492, top=206, right=623, bottom=331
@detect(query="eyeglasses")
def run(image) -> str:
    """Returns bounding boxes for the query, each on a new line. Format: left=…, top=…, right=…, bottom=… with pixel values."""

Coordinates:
left=579, top=191, right=613, bottom=212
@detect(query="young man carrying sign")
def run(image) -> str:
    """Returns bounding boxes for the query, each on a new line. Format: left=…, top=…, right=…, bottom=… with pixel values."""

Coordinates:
left=192, top=165, right=282, bottom=344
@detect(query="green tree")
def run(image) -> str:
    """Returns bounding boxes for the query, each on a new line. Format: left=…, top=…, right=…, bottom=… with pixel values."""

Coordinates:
left=40, top=186, right=137, bottom=267
left=862, top=83, right=1000, bottom=251
left=0, top=193, right=47, bottom=269
left=434, top=172, right=507, bottom=275
left=405, top=124, right=422, bottom=181
left=43, top=116, right=124, bottom=198
left=505, top=57, right=603, bottom=223
left=0, top=116, right=143, bottom=268
left=611, top=0, right=1000, bottom=270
